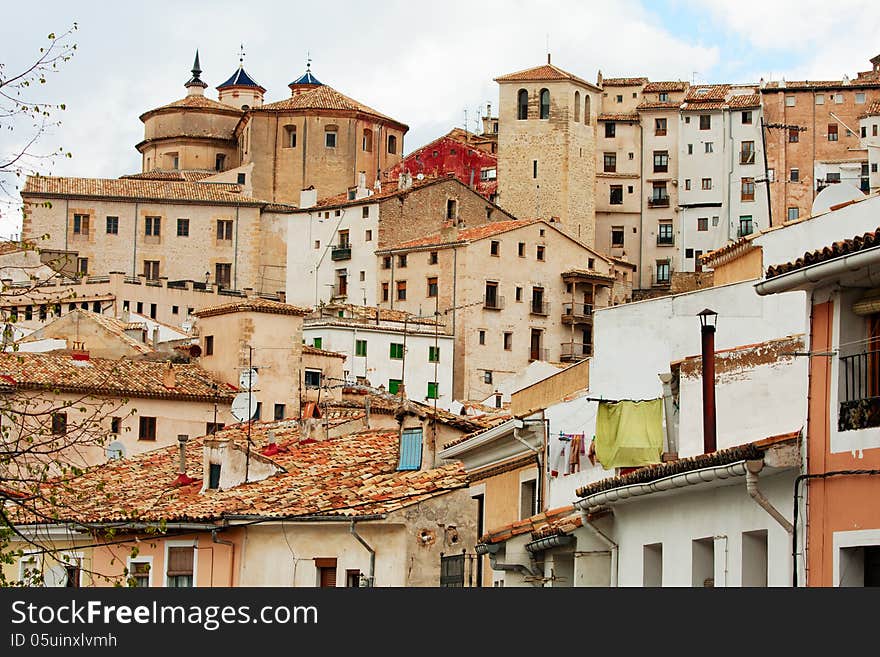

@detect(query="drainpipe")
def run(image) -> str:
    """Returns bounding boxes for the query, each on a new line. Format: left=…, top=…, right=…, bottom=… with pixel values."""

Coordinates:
left=746, top=460, right=793, bottom=534
left=481, top=544, right=542, bottom=584
left=578, top=510, right=618, bottom=587
left=658, top=372, right=678, bottom=456
left=349, top=520, right=375, bottom=587
left=211, top=528, right=235, bottom=587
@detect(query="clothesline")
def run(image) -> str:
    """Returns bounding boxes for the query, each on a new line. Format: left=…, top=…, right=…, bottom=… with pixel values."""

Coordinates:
left=579, top=396, right=661, bottom=404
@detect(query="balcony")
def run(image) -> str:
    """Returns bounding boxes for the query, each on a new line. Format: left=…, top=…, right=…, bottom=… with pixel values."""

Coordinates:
left=561, top=302, right=593, bottom=324
left=529, top=347, right=550, bottom=362
left=331, top=245, right=352, bottom=261
left=560, top=341, right=592, bottom=361
left=656, top=234, right=675, bottom=246
left=483, top=294, right=505, bottom=310
left=839, top=351, right=880, bottom=431
left=648, top=196, right=669, bottom=208
left=530, top=300, right=550, bottom=316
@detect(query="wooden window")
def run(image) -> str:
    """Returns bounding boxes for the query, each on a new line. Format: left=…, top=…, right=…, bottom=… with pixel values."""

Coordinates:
left=144, top=216, right=161, bottom=237
left=697, top=217, right=708, bottom=231
left=517, top=89, right=529, bottom=120
left=215, top=263, right=232, bottom=289
left=610, top=185, right=623, bottom=204
left=657, top=223, right=674, bottom=245
left=785, top=95, right=795, bottom=107
left=653, top=150, right=668, bottom=173
left=655, top=118, right=667, bottom=136
left=72, top=214, right=89, bottom=235
left=390, top=343, right=404, bottom=359
left=828, top=124, right=838, bottom=141
left=388, top=378, right=402, bottom=394
left=138, top=416, right=156, bottom=441
left=130, top=561, right=151, bottom=588
left=204, top=335, right=214, bottom=356
left=304, top=369, right=322, bottom=389
left=143, top=260, right=160, bottom=280
left=603, top=152, right=617, bottom=172
left=166, top=547, right=194, bottom=587
left=396, top=280, right=406, bottom=300
left=605, top=122, right=616, bottom=138
left=106, top=216, right=118, bottom=234
left=739, top=216, right=754, bottom=237
left=355, top=340, right=367, bottom=357
left=397, top=254, right=407, bottom=268
left=701, top=178, right=712, bottom=190
left=741, top=177, right=755, bottom=202
left=611, top=226, right=624, bottom=247
left=490, top=240, right=500, bottom=256
left=788, top=128, right=799, bottom=143
left=536, top=245, right=545, bottom=261
left=659, top=92, right=668, bottom=102
left=503, top=332, right=512, bottom=350
left=325, top=128, right=337, bottom=148
left=381, top=282, right=389, bottom=302
left=740, top=141, right=755, bottom=164
left=177, top=218, right=189, bottom=237
left=398, top=428, right=423, bottom=470
left=427, top=277, right=438, bottom=297
left=699, top=114, right=711, bottom=130
left=51, top=412, right=67, bottom=435
left=362, top=128, right=373, bottom=152
left=387, top=134, right=397, bottom=154
left=217, top=220, right=233, bottom=241
left=741, top=110, right=752, bottom=124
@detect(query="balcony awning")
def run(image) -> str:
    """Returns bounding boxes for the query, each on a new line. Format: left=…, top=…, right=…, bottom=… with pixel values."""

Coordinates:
left=561, top=269, right=614, bottom=284
left=853, top=288, right=880, bottom=316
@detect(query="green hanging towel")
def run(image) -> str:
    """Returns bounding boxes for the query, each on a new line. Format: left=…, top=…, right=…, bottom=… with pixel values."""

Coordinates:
left=595, top=399, right=664, bottom=469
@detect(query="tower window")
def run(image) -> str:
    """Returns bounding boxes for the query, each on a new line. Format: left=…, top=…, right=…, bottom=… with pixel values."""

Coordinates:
left=539, top=89, right=550, bottom=119
left=387, top=135, right=397, bottom=154
left=517, top=89, right=528, bottom=120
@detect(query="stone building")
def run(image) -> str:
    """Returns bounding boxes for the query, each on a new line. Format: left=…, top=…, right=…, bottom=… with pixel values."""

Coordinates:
left=494, top=57, right=602, bottom=244
left=761, top=53, right=880, bottom=225
left=375, top=218, right=633, bottom=401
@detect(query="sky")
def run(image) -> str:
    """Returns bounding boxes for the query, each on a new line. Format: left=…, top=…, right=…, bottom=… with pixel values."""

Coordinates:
left=1, top=0, right=878, bottom=235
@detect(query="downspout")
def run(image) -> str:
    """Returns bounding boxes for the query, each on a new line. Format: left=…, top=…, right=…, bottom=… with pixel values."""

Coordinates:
left=578, top=509, right=618, bottom=587
left=211, top=528, right=236, bottom=587
left=349, top=520, right=375, bottom=587
left=658, top=372, right=678, bottom=455
left=480, top=544, right=542, bottom=583
left=746, top=460, right=793, bottom=534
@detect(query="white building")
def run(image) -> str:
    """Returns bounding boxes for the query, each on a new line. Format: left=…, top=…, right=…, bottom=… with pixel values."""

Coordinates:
left=302, top=304, right=455, bottom=409
left=677, top=86, right=768, bottom=273
left=859, top=101, right=880, bottom=193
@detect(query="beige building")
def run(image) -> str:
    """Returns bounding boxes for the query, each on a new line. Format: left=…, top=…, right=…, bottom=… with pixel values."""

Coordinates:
left=0, top=351, right=235, bottom=468
left=494, top=58, right=602, bottom=244
left=192, top=297, right=346, bottom=423
left=375, top=218, right=633, bottom=401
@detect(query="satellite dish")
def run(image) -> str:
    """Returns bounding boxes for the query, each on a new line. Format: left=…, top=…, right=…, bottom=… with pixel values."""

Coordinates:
left=189, top=344, right=202, bottom=358
left=231, top=392, right=258, bottom=422
left=239, top=368, right=259, bottom=389
left=43, top=564, right=68, bottom=587
left=106, top=441, right=125, bottom=460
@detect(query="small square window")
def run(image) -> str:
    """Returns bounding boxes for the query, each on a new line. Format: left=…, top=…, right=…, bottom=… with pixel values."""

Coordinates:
left=325, top=131, right=337, bottom=148
left=484, top=371, right=493, bottom=384
left=785, top=96, right=796, bottom=107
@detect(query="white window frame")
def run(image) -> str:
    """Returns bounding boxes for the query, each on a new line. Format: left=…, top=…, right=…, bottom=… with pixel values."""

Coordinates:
left=59, top=550, right=84, bottom=587
left=18, top=551, right=40, bottom=585
left=127, top=555, right=154, bottom=588
left=833, top=529, right=880, bottom=586
left=518, top=467, right=538, bottom=520
left=164, top=540, right=198, bottom=588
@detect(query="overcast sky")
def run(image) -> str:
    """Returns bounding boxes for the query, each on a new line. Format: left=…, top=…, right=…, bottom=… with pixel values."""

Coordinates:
left=2, top=0, right=879, bottom=235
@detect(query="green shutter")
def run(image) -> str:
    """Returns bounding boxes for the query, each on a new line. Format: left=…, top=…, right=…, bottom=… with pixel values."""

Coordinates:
left=427, top=382, right=439, bottom=399
left=429, top=346, right=439, bottom=362
left=356, top=340, right=367, bottom=357
left=397, top=428, right=423, bottom=471
left=390, top=343, right=403, bottom=359
left=388, top=379, right=401, bottom=395
left=312, top=338, right=322, bottom=349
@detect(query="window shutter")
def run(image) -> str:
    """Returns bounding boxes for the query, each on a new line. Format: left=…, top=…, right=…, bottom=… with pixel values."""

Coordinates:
left=397, top=429, right=423, bottom=471
left=167, top=547, right=194, bottom=576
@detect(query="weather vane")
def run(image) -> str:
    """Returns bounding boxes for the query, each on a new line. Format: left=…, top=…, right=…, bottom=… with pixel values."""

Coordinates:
left=239, top=43, right=245, bottom=66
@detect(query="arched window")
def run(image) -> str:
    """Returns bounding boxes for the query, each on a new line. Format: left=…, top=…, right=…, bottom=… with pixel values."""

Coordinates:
left=517, top=89, right=529, bottom=120
left=574, top=91, right=581, bottom=123
left=540, top=89, right=550, bottom=119
left=387, top=134, right=397, bottom=154
left=584, top=95, right=591, bottom=125
left=363, top=128, right=373, bottom=152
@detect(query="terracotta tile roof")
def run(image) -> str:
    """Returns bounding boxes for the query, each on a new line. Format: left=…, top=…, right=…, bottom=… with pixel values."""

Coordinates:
left=643, top=81, right=688, bottom=92
left=681, top=101, right=727, bottom=111
left=861, top=99, right=880, bottom=117
left=308, top=303, right=442, bottom=326
left=258, top=85, right=407, bottom=128
left=141, top=94, right=243, bottom=118
left=380, top=218, right=544, bottom=251
left=0, top=240, right=35, bottom=256
left=685, top=85, right=730, bottom=102
left=575, top=434, right=799, bottom=499
left=762, top=79, right=880, bottom=90
left=597, top=113, right=640, bottom=122
left=192, top=297, right=311, bottom=318
left=0, top=352, right=235, bottom=401
left=494, top=64, right=598, bottom=90
left=17, top=427, right=467, bottom=524
left=302, top=344, right=346, bottom=359
left=31, top=309, right=153, bottom=355
left=21, top=176, right=272, bottom=207
left=326, top=395, right=398, bottom=415
left=765, top=227, right=880, bottom=279
left=312, top=176, right=444, bottom=210
left=440, top=415, right=514, bottom=450
left=596, top=172, right=640, bottom=179
left=602, top=77, right=648, bottom=87
left=727, top=93, right=761, bottom=109
left=637, top=101, right=682, bottom=111
left=480, top=506, right=582, bottom=544
left=121, top=169, right=218, bottom=182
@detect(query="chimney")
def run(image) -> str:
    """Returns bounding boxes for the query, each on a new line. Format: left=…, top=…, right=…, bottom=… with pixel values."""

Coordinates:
left=70, top=340, right=89, bottom=361
left=174, top=435, right=196, bottom=486
left=358, top=171, right=367, bottom=190
left=299, top=187, right=317, bottom=209
left=162, top=361, right=177, bottom=389
left=152, top=326, right=160, bottom=350
left=547, top=53, right=551, bottom=65
left=262, top=430, right=279, bottom=456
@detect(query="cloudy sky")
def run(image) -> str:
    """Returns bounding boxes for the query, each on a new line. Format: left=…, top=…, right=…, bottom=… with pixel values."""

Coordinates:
left=2, top=0, right=878, bottom=235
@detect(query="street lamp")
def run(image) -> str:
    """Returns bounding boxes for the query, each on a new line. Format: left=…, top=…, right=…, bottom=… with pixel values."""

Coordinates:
left=697, top=308, right=718, bottom=454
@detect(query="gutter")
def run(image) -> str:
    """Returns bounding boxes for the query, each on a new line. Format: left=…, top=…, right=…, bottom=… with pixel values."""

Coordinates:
left=350, top=519, right=376, bottom=587
left=477, top=542, right=542, bottom=583
left=525, top=533, right=573, bottom=554
left=755, top=243, right=880, bottom=295
left=225, top=513, right=386, bottom=523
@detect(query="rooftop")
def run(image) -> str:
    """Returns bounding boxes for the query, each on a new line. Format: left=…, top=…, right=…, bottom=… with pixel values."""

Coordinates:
left=480, top=505, right=582, bottom=545
left=140, top=94, right=243, bottom=119
left=765, top=227, right=880, bottom=280
left=217, top=66, right=264, bottom=91
left=494, top=62, right=600, bottom=91
left=121, top=169, right=219, bottom=182
left=0, top=352, right=235, bottom=401
left=258, top=84, right=406, bottom=129
left=302, top=344, right=346, bottom=359
left=642, top=81, right=689, bottom=93
left=380, top=218, right=544, bottom=251
left=307, top=303, right=443, bottom=326
left=17, top=426, right=468, bottom=525
left=192, top=297, right=311, bottom=318
left=601, top=77, right=648, bottom=87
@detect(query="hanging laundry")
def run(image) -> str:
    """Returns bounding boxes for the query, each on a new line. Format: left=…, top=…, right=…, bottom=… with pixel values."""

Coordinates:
left=595, top=399, right=663, bottom=469
left=548, top=434, right=569, bottom=477
left=587, top=437, right=597, bottom=466
left=568, top=434, right=583, bottom=473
